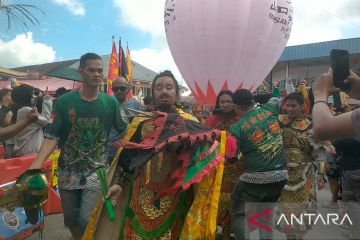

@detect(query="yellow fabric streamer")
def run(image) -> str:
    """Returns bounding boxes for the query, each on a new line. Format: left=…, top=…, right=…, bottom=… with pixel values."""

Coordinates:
left=298, top=83, right=310, bottom=115
left=180, top=131, right=225, bottom=240
left=49, top=150, right=60, bottom=187
left=82, top=116, right=148, bottom=240
left=206, top=131, right=226, bottom=237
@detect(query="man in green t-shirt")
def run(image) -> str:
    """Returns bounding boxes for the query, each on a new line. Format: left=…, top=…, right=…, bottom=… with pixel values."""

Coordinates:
left=29, top=53, right=128, bottom=240
left=229, top=89, right=288, bottom=240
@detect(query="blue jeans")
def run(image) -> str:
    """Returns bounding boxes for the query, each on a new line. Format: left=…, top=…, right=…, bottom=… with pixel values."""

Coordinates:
left=230, top=180, right=286, bottom=240
left=59, top=186, right=101, bottom=233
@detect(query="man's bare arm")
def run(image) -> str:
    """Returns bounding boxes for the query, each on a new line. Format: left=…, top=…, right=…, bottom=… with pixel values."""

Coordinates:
left=312, top=100, right=354, bottom=140
left=312, top=69, right=356, bottom=140
left=0, top=108, right=39, bottom=141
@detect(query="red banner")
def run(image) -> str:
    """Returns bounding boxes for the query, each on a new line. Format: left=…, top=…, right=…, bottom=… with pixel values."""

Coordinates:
left=107, top=38, right=118, bottom=95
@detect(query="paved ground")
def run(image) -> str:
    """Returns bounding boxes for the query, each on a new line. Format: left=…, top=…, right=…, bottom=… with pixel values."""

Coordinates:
left=26, top=185, right=347, bottom=240
left=27, top=214, right=71, bottom=240
left=246, top=186, right=348, bottom=240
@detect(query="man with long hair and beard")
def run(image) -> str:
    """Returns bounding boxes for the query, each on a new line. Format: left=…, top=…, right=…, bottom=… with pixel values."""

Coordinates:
left=86, top=70, right=225, bottom=240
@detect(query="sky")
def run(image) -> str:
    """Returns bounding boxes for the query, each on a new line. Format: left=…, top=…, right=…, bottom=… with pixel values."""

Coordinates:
left=1, top=0, right=360, bottom=87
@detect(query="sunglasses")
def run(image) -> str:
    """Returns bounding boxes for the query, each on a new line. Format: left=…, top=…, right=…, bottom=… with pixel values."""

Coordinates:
left=112, top=86, right=128, bottom=92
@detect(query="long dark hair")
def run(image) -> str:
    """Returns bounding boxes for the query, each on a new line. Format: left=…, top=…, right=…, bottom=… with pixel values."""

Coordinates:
left=213, top=90, right=235, bottom=115
left=11, top=84, right=34, bottom=123
left=0, top=89, right=11, bottom=104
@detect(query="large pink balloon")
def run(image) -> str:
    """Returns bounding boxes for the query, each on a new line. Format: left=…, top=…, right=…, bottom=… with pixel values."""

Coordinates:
left=165, top=0, right=293, bottom=105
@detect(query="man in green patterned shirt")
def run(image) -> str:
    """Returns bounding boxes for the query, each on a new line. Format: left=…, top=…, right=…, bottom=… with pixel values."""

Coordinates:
left=229, top=90, right=288, bottom=240
left=29, top=53, right=128, bottom=240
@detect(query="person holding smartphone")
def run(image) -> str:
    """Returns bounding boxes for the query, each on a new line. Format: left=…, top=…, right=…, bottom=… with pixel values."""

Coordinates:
left=312, top=68, right=360, bottom=140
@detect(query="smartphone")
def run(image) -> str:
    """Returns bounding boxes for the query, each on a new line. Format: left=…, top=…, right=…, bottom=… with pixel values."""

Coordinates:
left=333, top=92, right=342, bottom=110
left=330, top=49, right=351, bottom=90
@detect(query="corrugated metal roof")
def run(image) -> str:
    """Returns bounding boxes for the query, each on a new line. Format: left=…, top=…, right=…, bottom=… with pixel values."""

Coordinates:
left=279, top=37, right=360, bottom=62
left=11, top=55, right=158, bottom=82
left=0, top=78, right=82, bottom=91
left=13, top=60, right=78, bottom=74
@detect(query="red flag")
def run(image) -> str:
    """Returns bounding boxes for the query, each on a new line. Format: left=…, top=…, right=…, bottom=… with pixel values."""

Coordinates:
left=107, top=37, right=118, bottom=95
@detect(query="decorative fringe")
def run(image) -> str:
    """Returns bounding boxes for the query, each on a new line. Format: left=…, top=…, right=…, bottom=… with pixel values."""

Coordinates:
left=155, top=140, right=223, bottom=199
left=180, top=131, right=226, bottom=239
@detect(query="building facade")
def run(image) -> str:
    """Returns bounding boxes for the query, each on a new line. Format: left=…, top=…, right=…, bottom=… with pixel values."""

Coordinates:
left=266, top=37, right=360, bottom=90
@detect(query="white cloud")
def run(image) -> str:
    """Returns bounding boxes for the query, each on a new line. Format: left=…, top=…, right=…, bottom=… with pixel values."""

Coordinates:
left=288, top=0, right=360, bottom=45
left=114, top=0, right=360, bottom=91
left=0, top=32, right=56, bottom=68
left=131, top=47, right=182, bottom=82
left=112, top=0, right=360, bottom=47
left=131, top=48, right=191, bottom=95
left=51, top=0, right=85, bottom=16
left=112, top=0, right=166, bottom=48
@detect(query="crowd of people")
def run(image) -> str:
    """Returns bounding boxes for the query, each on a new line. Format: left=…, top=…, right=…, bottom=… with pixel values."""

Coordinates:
left=1, top=52, right=360, bottom=240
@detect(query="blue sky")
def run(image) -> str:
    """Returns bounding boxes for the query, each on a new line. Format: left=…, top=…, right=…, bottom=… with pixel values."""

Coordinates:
left=1, top=0, right=360, bottom=85
left=0, top=0, right=152, bottom=62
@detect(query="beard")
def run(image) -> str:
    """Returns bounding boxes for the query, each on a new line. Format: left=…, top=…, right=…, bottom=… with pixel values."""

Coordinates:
left=156, top=103, right=173, bottom=112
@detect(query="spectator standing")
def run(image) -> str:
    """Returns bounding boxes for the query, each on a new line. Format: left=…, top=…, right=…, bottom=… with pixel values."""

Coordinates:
left=29, top=53, right=128, bottom=240
left=0, top=88, right=15, bottom=158
left=11, top=85, right=52, bottom=156
left=229, top=89, right=288, bottom=240
left=332, top=138, right=360, bottom=239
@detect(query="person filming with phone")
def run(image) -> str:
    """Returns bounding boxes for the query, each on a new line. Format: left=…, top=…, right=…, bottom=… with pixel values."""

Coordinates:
left=312, top=49, right=360, bottom=140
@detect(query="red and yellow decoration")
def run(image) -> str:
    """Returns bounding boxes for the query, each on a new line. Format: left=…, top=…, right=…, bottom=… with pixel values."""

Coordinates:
left=107, top=37, right=119, bottom=95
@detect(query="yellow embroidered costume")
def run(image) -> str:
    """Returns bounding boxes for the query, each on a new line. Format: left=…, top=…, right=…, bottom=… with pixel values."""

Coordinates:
left=276, top=115, right=334, bottom=235
left=83, top=110, right=225, bottom=240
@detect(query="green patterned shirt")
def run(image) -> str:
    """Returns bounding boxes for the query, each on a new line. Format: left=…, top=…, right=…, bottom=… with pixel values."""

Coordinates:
left=45, top=91, right=128, bottom=189
left=230, top=98, right=287, bottom=182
